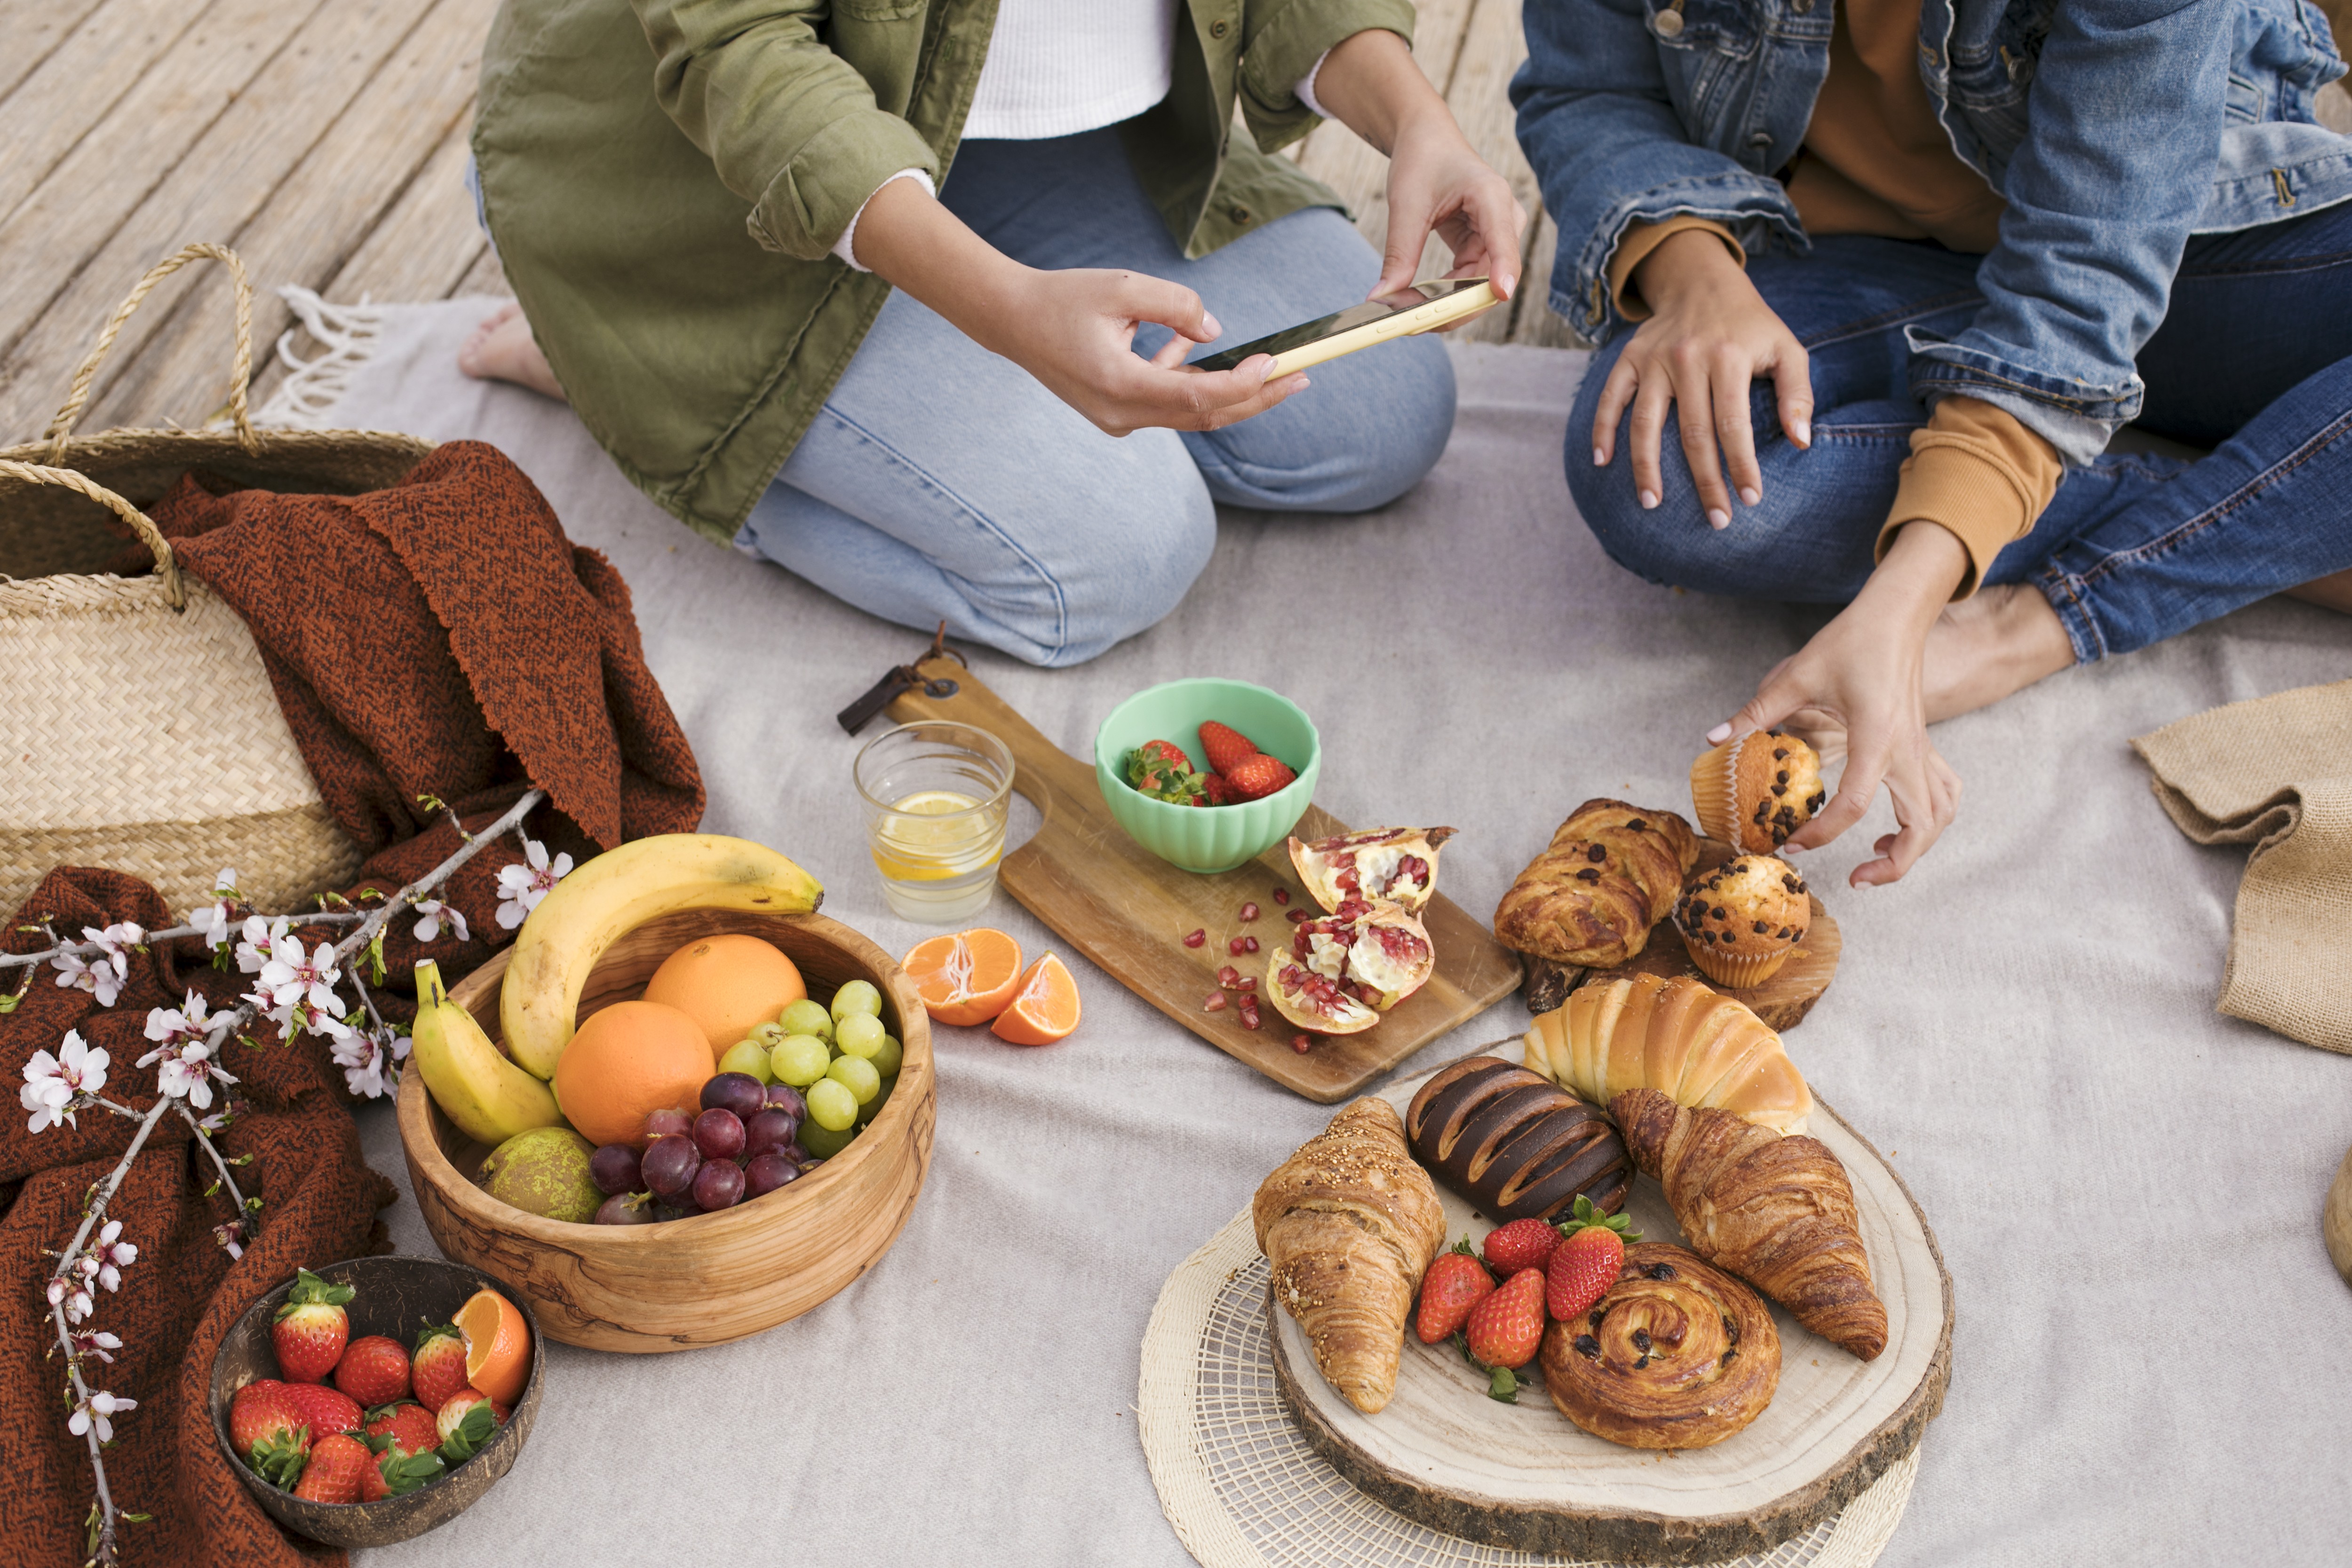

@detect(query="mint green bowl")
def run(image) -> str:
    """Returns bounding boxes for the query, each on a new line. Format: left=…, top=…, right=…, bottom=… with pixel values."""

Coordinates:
left=1094, top=679, right=1321, bottom=875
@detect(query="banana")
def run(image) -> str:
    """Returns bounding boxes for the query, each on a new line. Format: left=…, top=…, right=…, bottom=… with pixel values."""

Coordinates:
left=499, top=834, right=823, bottom=1079
left=409, top=959, right=565, bottom=1145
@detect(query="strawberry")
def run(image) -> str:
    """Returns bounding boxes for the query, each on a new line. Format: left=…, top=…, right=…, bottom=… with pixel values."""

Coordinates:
left=1414, top=1239, right=1494, bottom=1344
left=278, top=1383, right=364, bottom=1443
left=1124, top=741, right=1206, bottom=804
left=1545, top=1195, right=1643, bottom=1323
left=410, top=1322, right=468, bottom=1414
left=271, top=1267, right=355, bottom=1383
left=435, top=1389, right=504, bottom=1464
left=291, top=1432, right=373, bottom=1505
left=1222, top=752, right=1296, bottom=802
left=364, top=1401, right=442, bottom=1462
left=1482, top=1218, right=1562, bottom=1276
left=229, top=1380, right=310, bottom=1488
left=369, top=1444, right=446, bottom=1497
left=358, top=1455, right=392, bottom=1502
left=332, top=1334, right=411, bottom=1407
left=1198, top=772, right=1234, bottom=806
left=1464, top=1267, right=1547, bottom=1373
left=1198, top=721, right=1259, bottom=777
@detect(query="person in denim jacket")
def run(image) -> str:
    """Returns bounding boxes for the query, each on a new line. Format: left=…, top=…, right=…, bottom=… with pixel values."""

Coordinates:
left=1516, top=0, right=2352, bottom=886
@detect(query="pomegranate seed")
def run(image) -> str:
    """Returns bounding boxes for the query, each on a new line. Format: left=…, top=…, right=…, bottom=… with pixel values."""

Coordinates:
left=1225, top=936, right=1245, bottom=955
left=1290, top=1033, right=1313, bottom=1053
left=1238, top=1011, right=1261, bottom=1031
left=1217, top=965, right=1241, bottom=989
left=1287, top=908, right=1313, bottom=923
left=1237, top=975, right=1258, bottom=992
left=1182, top=928, right=1206, bottom=949
left=1202, top=992, right=1228, bottom=1012
left=1273, top=887, right=1290, bottom=905
left=1243, top=935, right=1260, bottom=953
left=1240, top=902, right=1260, bottom=922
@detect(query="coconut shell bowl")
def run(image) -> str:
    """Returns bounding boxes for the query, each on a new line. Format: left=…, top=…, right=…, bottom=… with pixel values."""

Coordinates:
left=209, top=1254, right=544, bottom=1548
left=396, top=908, right=936, bottom=1353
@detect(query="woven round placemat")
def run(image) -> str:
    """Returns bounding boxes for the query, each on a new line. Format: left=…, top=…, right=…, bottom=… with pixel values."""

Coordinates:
left=1138, top=1207, right=1918, bottom=1568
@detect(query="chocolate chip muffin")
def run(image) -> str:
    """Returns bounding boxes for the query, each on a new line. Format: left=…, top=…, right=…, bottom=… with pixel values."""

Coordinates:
left=1671, top=855, right=1812, bottom=990
left=1689, top=730, right=1827, bottom=853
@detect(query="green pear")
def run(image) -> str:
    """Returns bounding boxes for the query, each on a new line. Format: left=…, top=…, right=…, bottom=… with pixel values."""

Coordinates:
left=479, top=1126, right=603, bottom=1223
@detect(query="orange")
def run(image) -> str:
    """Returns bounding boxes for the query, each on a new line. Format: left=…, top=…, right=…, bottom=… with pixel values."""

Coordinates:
left=455, top=1287, right=531, bottom=1406
left=551, top=1000, right=715, bottom=1148
left=901, top=928, right=1024, bottom=1026
left=989, top=953, right=1081, bottom=1045
left=641, top=933, right=807, bottom=1055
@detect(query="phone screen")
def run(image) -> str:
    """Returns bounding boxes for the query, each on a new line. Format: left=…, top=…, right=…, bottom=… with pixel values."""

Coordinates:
left=1187, top=279, right=1491, bottom=372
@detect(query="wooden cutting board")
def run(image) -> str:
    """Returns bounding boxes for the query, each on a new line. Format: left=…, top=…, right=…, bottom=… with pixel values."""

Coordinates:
left=1269, top=1045, right=1952, bottom=1563
left=886, top=658, right=1521, bottom=1102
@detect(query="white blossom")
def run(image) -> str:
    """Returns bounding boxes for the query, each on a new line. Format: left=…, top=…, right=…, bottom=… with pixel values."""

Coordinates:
left=139, top=993, right=236, bottom=1108
left=285, top=994, right=355, bottom=1046
left=191, top=869, right=240, bottom=949
left=412, top=899, right=469, bottom=945
left=495, top=838, right=572, bottom=930
left=70, top=1329, right=122, bottom=1365
left=234, top=915, right=288, bottom=976
left=21, top=1031, right=107, bottom=1133
left=51, top=924, right=141, bottom=1008
left=48, top=1275, right=93, bottom=1324
left=331, top=1027, right=407, bottom=1099
left=257, top=933, right=342, bottom=1015
left=67, top=1390, right=135, bottom=1443
left=88, top=1220, right=135, bottom=1291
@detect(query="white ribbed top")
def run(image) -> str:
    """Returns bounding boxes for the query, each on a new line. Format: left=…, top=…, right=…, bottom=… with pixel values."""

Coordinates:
left=964, top=0, right=1183, bottom=141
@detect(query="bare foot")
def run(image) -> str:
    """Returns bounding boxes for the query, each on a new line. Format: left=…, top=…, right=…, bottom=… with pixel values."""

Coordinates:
left=1922, top=582, right=2076, bottom=723
left=2286, top=568, right=2352, bottom=614
left=457, top=301, right=566, bottom=401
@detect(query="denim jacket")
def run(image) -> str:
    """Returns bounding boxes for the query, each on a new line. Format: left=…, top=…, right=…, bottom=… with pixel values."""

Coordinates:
left=1513, top=0, right=2352, bottom=461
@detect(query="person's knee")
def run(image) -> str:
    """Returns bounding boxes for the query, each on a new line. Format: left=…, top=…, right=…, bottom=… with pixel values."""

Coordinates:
left=1199, top=334, right=1456, bottom=513
left=983, top=452, right=1216, bottom=666
left=1328, top=334, right=1455, bottom=509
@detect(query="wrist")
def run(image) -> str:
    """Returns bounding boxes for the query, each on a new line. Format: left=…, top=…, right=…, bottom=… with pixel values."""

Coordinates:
left=1633, top=227, right=1740, bottom=312
left=1863, top=522, right=1970, bottom=631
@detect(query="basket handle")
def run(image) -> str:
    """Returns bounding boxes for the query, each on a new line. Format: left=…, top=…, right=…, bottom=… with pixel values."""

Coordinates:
left=42, top=242, right=259, bottom=463
left=0, top=459, right=186, bottom=610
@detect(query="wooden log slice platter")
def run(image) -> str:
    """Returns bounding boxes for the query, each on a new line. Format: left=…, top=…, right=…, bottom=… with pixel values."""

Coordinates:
left=886, top=657, right=1522, bottom=1102
left=1522, top=839, right=1841, bottom=1030
left=1268, top=1044, right=1949, bottom=1565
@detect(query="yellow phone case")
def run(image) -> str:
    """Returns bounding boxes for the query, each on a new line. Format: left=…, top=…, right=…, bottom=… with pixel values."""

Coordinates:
left=1261, top=281, right=1502, bottom=376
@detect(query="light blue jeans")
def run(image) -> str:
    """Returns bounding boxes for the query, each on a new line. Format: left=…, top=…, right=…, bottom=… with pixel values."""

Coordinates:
left=729, top=129, right=1456, bottom=666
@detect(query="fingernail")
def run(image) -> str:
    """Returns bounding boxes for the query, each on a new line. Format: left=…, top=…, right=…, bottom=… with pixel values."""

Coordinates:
left=1593, top=447, right=1607, bottom=467
left=1739, top=487, right=1761, bottom=507
left=1707, top=508, right=1731, bottom=530
left=1639, top=490, right=1660, bottom=510
left=1705, top=722, right=1732, bottom=744
left=1201, top=312, right=1223, bottom=339
left=1792, top=418, right=1812, bottom=447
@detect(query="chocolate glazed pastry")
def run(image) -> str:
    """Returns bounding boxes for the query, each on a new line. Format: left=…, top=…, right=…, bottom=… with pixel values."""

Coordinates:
left=1404, top=1056, right=1631, bottom=1222
left=1540, top=1242, right=1781, bottom=1450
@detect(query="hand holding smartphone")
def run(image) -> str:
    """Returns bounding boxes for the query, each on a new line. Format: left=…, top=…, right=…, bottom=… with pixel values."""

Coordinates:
left=1188, top=279, right=1501, bottom=376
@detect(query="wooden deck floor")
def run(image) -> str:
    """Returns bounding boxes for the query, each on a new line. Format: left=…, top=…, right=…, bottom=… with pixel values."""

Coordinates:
left=3, top=0, right=2344, bottom=440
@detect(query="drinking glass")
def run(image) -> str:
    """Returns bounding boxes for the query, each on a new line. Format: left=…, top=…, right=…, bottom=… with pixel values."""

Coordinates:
left=852, top=722, right=1015, bottom=922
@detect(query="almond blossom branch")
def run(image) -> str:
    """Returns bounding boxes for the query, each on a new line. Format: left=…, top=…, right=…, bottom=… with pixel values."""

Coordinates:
left=0, top=911, right=365, bottom=972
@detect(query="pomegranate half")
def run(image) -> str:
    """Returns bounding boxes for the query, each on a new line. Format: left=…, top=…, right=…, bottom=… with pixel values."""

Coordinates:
left=1287, top=826, right=1457, bottom=915
left=1266, top=898, right=1437, bottom=1034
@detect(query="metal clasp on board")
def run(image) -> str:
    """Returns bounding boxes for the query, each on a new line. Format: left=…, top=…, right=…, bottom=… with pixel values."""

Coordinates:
left=837, top=621, right=967, bottom=734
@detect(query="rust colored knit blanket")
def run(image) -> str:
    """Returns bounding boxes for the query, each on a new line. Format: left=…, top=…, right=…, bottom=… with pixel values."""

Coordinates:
left=3, top=441, right=705, bottom=1565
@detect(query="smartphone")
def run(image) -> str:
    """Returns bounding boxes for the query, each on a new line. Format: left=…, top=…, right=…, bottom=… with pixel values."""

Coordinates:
left=1188, top=278, right=1500, bottom=377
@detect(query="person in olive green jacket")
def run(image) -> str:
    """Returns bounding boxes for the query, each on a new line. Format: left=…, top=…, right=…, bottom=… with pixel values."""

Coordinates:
left=462, top=2, right=1522, bottom=665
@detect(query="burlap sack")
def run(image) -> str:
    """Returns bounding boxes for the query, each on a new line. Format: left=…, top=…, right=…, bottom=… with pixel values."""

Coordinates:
left=0, top=243, right=432, bottom=921
left=2132, top=678, right=2352, bottom=1053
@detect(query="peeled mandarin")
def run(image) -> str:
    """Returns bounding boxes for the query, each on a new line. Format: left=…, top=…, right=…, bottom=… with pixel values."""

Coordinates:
left=990, top=953, right=1081, bottom=1046
left=641, top=934, right=806, bottom=1057
left=900, top=928, right=1023, bottom=1026
left=455, top=1287, right=531, bottom=1406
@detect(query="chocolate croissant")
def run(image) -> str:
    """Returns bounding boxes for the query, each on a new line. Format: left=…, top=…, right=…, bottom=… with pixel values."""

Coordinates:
left=1525, top=971, right=1813, bottom=1135
left=1493, top=800, right=1698, bottom=968
left=1540, top=1242, right=1780, bottom=1450
left=1253, top=1098, right=1446, bottom=1413
left=1404, top=1055, right=1630, bottom=1221
left=1613, top=1088, right=1887, bottom=1361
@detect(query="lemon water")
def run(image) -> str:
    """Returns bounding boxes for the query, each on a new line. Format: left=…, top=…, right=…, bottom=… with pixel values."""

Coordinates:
left=867, top=789, right=1006, bottom=919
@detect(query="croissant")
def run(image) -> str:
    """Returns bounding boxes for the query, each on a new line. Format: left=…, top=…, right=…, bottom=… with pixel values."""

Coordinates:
left=1540, top=1242, right=1780, bottom=1449
left=1612, top=1087, right=1887, bottom=1361
left=1493, top=800, right=1698, bottom=968
left=1252, top=1097, right=1446, bottom=1413
left=1525, top=971, right=1813, bottom=1134
left=1404, top=1055, right=1631, bottom=1222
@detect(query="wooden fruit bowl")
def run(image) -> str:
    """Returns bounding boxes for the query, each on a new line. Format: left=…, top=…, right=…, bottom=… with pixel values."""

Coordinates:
left=396, top=908, right=935, bottom=1353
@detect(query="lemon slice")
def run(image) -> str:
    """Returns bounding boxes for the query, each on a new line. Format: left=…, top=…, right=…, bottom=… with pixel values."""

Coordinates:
left=871, top=790, right=1002, bottom=881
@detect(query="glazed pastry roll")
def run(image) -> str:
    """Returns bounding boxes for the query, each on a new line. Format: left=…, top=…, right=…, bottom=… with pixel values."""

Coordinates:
left=1541, top=1242, right=1780, bottom=1450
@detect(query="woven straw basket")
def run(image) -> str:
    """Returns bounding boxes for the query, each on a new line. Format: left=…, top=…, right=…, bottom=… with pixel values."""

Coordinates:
left=0, top=243, right=434, bottom=922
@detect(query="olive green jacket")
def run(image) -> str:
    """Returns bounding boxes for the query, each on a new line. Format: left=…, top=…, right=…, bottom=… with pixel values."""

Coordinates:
left=474, top=0, right=1416, bottom=546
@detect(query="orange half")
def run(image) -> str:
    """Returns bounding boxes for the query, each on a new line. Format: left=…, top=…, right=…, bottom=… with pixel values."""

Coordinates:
left=990, top=953, right=1081, bottom=1046
left=902, top=928, right=1023, bottom=1027
left=455, top=1287, right=531, bottom=1406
